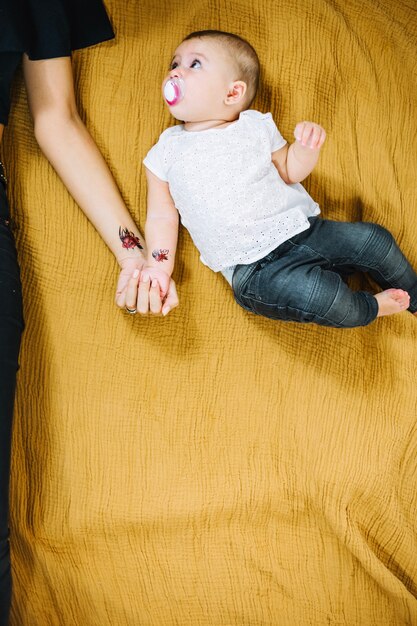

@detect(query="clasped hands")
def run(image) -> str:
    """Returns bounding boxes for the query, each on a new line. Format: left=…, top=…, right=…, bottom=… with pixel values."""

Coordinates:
left=115, top=259, right=178, bottom=316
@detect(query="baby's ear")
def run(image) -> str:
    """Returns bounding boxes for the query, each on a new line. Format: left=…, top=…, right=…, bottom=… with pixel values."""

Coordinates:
left=225, top=81, right=247, bottom=106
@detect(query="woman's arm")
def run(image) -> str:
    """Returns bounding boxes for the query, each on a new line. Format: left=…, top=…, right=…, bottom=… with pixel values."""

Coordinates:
left=22, top=55, right=144, bottom=277
left=22, top=54, right=179, bottom=314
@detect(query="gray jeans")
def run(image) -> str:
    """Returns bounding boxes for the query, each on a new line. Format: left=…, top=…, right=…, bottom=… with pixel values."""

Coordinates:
left=232, top=218, right=417, bottom=328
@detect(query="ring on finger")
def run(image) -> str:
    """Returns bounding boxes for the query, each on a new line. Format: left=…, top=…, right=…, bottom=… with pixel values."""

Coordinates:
left=125, top=306, right=137, bottom=315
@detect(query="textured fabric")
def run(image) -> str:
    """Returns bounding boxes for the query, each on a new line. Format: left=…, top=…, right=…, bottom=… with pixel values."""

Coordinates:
left=1, top=0, right=417, bottom=624
left=144, top=110, right=319, bottom=272
left=0, top=0, right=114, bottom=59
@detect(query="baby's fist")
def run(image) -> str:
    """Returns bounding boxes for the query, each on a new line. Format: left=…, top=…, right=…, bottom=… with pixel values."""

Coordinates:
left=294, top=122, right=326, bottom=150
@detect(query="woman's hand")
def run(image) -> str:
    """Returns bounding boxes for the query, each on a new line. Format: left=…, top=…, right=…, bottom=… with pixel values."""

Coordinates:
left=115, top=256, right=145, bottom=304
left=115, top=262, right=179, bottom=316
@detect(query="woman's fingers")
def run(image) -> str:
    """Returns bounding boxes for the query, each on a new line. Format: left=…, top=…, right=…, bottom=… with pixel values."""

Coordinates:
left=137, top=275, right=152, bottom=314
left=117, top=271, right=178, bottom=316
left=115, top=288, right=126, bottom=308
left=123, top=269, right=140, bottom=312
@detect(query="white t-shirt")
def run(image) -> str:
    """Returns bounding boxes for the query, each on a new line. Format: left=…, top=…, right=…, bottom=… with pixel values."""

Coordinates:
left=143, top=110, right=320, bottom=279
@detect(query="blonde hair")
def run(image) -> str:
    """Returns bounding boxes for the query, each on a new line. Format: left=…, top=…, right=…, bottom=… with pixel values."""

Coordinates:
left=182, top=30, right=260, bottom=108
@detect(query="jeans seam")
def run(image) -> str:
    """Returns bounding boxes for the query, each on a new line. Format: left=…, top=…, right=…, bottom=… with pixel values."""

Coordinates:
left=233, top=263, right=260, bottom=297
left=287, top=240, right=330, bottom=266
left=244, top=274, right=378, bottom=327
left=349, top=224, right=396, bottom=274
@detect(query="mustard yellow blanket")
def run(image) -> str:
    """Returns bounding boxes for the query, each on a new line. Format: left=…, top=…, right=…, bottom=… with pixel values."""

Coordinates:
left=3, top=0, right=417, bottom=623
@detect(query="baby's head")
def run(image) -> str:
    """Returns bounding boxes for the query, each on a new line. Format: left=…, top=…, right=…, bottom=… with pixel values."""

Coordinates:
left=163, top=30, right=260, bottom=125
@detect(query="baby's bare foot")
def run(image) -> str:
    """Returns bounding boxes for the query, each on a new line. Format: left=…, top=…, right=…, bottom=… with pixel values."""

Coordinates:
left=375, top=289, right=410, bottom=317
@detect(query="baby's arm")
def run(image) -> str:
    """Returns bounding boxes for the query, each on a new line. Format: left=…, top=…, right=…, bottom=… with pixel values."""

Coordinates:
left=272, top=121, right=326, bottom=184
left=141, top=168, right=179, bottom=297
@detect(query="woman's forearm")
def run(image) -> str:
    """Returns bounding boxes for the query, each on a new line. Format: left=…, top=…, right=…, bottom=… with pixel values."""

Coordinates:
left=34, top=111, right=144, bottom=265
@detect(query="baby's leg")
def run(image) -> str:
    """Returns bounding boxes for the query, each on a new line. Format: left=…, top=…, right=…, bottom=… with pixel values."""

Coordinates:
left=302, top=220, right=417, bottom=315
left=234, top=221, right=417, bottom=327
left=359, top=224, right=417, bottom=314
left=233, top=249, right=380, bottom=328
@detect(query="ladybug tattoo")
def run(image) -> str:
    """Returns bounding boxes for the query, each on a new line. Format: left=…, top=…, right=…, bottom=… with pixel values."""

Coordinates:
left=152, top=249, right=169, bottom=262
left=119, top=227, right=143, bottom=250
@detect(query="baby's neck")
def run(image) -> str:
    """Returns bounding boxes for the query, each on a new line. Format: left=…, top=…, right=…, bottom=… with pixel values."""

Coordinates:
left=184, top=116, right=240, bottom=132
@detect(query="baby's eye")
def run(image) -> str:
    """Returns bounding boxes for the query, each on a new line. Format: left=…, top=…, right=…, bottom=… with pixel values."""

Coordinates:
left=190, top=59, right=202, bottom=69
left=170, top=61, right=178, bottom=70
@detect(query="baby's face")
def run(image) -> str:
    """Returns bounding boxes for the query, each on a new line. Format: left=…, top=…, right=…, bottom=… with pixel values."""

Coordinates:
left=162, top=38, right=238, bottom=123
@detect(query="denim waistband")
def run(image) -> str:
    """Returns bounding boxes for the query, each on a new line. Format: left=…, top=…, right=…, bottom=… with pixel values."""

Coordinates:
left=232, top=260, right=258, bottom=294
left=232, top=220, right=319, bottom=295
left=232, top=245, right=288, bottom=295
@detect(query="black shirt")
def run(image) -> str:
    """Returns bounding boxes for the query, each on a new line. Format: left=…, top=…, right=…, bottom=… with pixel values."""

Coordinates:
left=0, top=0, right=115, bottom=59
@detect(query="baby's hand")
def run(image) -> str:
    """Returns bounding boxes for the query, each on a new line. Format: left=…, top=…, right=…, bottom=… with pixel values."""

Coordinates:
left=140, top=265, right=171, bottom=298
left=294, top=122, right=326, bottom=150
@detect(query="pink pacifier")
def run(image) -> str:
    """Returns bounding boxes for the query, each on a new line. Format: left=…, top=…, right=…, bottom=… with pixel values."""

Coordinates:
left=163, top=77, right=185, bottom=106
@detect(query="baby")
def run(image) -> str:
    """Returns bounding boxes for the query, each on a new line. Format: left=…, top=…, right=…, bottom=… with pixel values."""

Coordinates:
left=141, top=29, right=417, bottom=327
